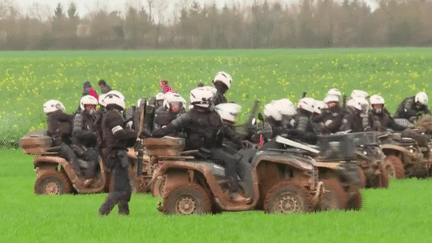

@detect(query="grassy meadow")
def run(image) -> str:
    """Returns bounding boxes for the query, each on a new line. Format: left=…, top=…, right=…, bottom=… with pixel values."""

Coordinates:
left=1, top=48, right=432, bottom=144
left=1, top=148, right=432, bottom=243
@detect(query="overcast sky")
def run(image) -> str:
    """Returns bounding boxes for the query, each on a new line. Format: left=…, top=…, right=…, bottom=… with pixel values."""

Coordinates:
left=13, top=0, right=378, bottom=18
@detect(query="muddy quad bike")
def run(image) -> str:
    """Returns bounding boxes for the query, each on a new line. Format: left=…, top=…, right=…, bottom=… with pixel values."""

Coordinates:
left=380, top=132, right=431, bottom=179
left=20, top=130, right=143, bottom=195
left=145, top=136, right=324, bottom=215
left=352, top=131, right=389, bottom=189
left=314, top=133, right=363, bottom=210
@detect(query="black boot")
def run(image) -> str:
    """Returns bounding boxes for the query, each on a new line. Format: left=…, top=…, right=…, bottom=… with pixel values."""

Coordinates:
left=99, top=191, right=123, bottom=216
left=118, top=190, right=131, bottom=215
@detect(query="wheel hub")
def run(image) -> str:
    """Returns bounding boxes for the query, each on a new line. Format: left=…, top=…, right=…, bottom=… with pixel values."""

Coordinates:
left=385, top=163, right=396, bottom=178
left=176, top=195, right=197, bottom=214
left=45, top=181, right=60, bottom=195
left=277, top=194, right=300, bottom=213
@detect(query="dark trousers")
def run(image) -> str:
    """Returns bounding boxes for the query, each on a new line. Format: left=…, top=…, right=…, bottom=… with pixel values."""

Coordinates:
left=210, top=148, right=242, bottom=193
left=58, top=143, right=80, bottom=175
left=99, top=150, right=131, bottom=215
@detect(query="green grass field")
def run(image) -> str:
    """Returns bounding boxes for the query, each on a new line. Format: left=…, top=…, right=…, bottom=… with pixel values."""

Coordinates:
left=1, top=48, right=432, bottom=144
left=1, top=148, right=432, bottom=243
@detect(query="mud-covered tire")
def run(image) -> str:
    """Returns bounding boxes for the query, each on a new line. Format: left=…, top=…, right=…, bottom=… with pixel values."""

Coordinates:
left=318, top=179, right=349, bottom=210
left=151, top=176, right=166, bottom=197
left=263, top=181, right=312, bottom=214
left=34, top=170, right=72, bottom=195
left=358, top=167, right=366, bottom=188
left=377, top=166, right=389, bottom=188
left=384, top=155, right=405, bottom=179
left=347, top=191, right=363, bottom=211
left=162, top=183, right=212, bottom=215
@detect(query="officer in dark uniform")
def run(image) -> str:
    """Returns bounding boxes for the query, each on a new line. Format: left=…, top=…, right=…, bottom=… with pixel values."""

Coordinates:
left=313, top=95, right=344, bottom=134
left=71, top=95, right=99, bottom=186
left=289, top=97, right=319, bottom=144
left=98, top=91, right=137, bottom=216
left=43, top=100, right=80, bottom=171
left=152, top=87, right=251, bottom=203
left=394, top=92, right=431, bottom=121
left=151, top=92, right=186, bottom=135
left=212, top=71, right=232, bottom=105
left=340, top=97, right=376, bottom=132
left=98, top=80, right=112, bottom=94
left=369, top=95, right=406, bottom=132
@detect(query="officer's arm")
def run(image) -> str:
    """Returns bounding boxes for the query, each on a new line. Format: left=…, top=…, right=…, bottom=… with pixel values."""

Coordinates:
left=152, top=113, right=191, bottom=137
left=223, top=126, right=242, bottom=145
left=295, top=116, right=309, bottom=132
left=403, top=99, right=418, bottom=118
left=339, top=114, right=353, bottom=131
left=106, top=112, right=136, bottom=140
left=423, top=106, right=432, bottom=115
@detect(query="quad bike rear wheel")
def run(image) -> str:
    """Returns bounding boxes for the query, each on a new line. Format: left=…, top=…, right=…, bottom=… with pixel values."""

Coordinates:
left=357, top=166, right=366, bottom=188
left=384, top=155, right=405, bottom=179
left=34, top=169, right=72, bottom=195
left=151, top=176, right=167, bottom=197
left=263, top=180, right=312, bottom=214
left=162, top=183, right=212, bottom=215
left=370, top=166, right=389, bottom=188
left=318, top=179, right=349, bottom=211
left=347, top=191, right=363, bottom=211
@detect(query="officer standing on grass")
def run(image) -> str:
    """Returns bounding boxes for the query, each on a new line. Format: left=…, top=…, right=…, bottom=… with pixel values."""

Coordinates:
left=98, top=91, right=137, bottom=216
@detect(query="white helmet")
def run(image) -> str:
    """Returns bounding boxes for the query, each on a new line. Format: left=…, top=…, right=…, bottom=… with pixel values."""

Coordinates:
left=103, top=90, right=125, bottom=110
left=155, top=92, right=165, bottom=101
left=297, top=97, right=316, bottom=113
left=215, top=103, right=242, bottom=123
left=314, top=100, right=328, bottom=114
left=324, top=95, right=339, bottom=103
left=327, top=88, right=341, bottom=98
left=43, top=100, right=65, bottom=114
left=80, top=95, right=98, bottom=111
left=351, top=97, right=369, bottom=113
left=213, top=71, right=232, bottom=89
left=264, top=102, right=282, bottom=121
left=98, top=94, right=107, bottom=107
left=190, top=87, right=214, bottom=108
left=163, top=92, right=187, bottom=111
left=370, top=95, right=385, bottom=105
left=415, top=92, right=428, bottom=105
left=202, top=86, right=218, bottom=96
left=275, top=99, right=297, bottom=116
left=351, top=90, right=368, bottom=99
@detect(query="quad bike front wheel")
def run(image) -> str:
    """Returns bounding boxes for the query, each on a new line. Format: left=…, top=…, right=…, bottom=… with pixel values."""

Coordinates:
left=263, top=180, right=312, bottom=214
left=34, top=169, right=72, bottom=195
left=162, top=183, right=212, bottom=215
left=384, top=155, right=405, bottom=179
left=368, top=166, right=389, bottom=189
left=318, top=179, right=349, bottom=211
left=347, top=191, right=363, bottom=211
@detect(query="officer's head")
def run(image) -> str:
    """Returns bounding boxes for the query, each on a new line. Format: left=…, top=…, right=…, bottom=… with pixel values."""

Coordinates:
left=164, top=92, right=186, bottom=114
left=324, top=95, right=340, bottom=112
left=98, top=79, right=107, bottom=87
left=190, top=87, right=214, bottom=112
left=155, top=92, right=165, bottom=107
left=215, top=103, right=241, bottom=126
left=103, top=90, right=125, bottom=111
left=415, top=92, right=428, bottom=106
left=212, top=71, right=232, bottom=94
left=351, top=97, right=369, bottom=114
left=314, top=100, right=327, bottom=115
left=297, top=97, right=316, bottom=115
left=327, top=88, right=341, bottom=99
left=370, top=95, right=385, bottom=114
left=80, top=95, right=98, bottom=114
left=43, top=100, right=65, bottom=115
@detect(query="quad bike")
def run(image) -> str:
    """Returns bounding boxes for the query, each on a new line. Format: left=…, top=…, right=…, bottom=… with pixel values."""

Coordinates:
left=351, top=131, right=389, bottom=189
left=145, top=136, right=325, bottom=215
left=380, top=132, right=431, bottom=179
left=314, top=133, right=363, bottom=210
left=20, top=130, right=143, bottom=195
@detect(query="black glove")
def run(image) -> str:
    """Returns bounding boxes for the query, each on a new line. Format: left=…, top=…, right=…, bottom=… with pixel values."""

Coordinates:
left=241, top=140, right=254, bottom=149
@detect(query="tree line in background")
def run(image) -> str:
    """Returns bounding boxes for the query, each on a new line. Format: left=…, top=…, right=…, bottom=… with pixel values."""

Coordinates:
left=1, top=0, right=432, bottom=50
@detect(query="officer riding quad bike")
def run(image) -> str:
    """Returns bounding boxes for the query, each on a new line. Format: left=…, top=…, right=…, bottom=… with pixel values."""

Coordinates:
left=313, top=134, right=363, bottom=210
left=20, top=130, right=143, bottom=195
left=352, top=131, right=389, bottom=189
left=145, top=136, right=324, bottom=215
left=380, top=132, right=431, bottom=179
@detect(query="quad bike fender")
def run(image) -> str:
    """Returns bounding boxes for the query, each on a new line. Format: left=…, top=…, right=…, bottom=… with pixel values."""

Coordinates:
left=252, top=154, right=315, bottom=172
left=155, top=161, right=260, bottom=211
left=381, top=144, right=410, bottom=155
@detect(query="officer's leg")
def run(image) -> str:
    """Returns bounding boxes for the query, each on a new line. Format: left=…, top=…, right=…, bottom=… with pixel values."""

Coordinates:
left=210, top=148, right=239, bottom=192
left=99, top=152, right=123, bottom=216
left=115, top=150, right=132, bottom=215
left=59, top=143, right=81, bottom=175
left=235, top=148, right=255, bottom=199
left=83, top=148, right=99, bottom=179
